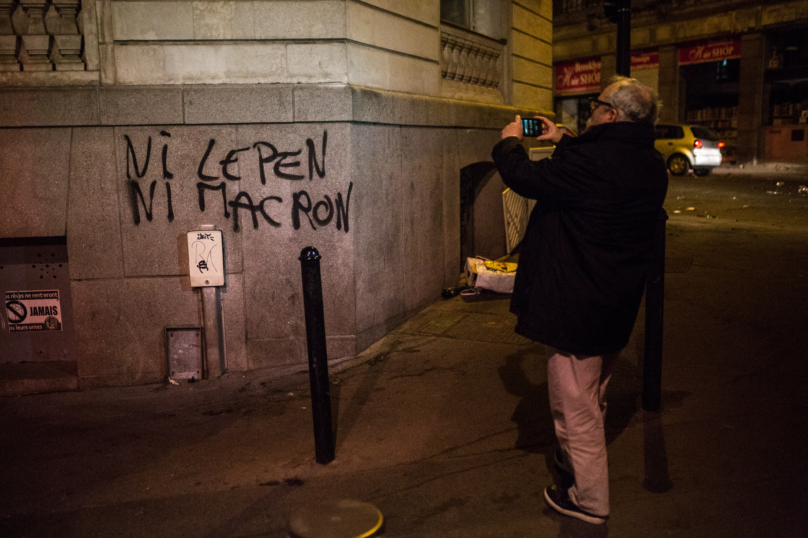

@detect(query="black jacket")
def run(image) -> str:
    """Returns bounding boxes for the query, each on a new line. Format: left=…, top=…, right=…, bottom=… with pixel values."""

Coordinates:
left=492, top=121, right=668, bottom=355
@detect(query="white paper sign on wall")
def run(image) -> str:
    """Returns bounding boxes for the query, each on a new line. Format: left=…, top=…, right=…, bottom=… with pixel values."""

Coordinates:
left=187, top=230, right=224, bottom=287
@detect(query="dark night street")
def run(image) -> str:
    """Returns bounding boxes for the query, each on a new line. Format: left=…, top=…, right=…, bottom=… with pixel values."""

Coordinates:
left=2, top=0, right=808, bottom=535
left=1, top=168, right=807, bottom=538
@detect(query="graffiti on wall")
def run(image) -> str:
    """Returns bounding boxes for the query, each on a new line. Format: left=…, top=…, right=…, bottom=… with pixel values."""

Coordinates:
left=123, top=130, right=352, bottom=233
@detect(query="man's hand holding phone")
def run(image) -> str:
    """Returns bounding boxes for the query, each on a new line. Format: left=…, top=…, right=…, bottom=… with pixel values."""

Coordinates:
left=501, top=115, right=564, bottom=145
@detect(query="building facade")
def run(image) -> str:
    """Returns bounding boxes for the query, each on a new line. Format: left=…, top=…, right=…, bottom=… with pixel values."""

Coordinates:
left=0, top=0, right=553, bottom=393
left=553, top=0, right=808, bottom=165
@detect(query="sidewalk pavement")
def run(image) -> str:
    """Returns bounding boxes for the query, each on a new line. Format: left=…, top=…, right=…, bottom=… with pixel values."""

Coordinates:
left=1, top=214, right=807, bottom=538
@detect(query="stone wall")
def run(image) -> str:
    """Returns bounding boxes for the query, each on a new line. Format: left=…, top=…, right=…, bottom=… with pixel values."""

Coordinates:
left=0, top=1, right=554, bottom=388
left=511, top=0, right=554, bottom=109
left=0, top=85, right=549, bottom=387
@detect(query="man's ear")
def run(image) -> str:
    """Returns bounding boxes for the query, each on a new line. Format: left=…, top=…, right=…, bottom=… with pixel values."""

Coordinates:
left=607, top=108, right=620, bottom=123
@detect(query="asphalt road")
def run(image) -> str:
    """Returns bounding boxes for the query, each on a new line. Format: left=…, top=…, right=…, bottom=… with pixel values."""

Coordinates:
left=664, top=171, right=808, bottom=226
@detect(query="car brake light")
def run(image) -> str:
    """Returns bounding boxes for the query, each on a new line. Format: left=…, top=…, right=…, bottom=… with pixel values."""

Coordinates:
left=718, top=141, right=725, bottom=149
left=694, top=139, right=702, bottom=149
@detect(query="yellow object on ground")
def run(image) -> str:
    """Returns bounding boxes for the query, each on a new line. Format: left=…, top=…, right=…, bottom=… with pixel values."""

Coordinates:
left=484, top=260, right=518, bottom=273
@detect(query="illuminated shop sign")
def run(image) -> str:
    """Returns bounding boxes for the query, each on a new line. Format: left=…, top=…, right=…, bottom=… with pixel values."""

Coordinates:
left=631, top=51, right=659, bottom=71
left=555, top=58, right=602, bottom=95
left=555, top=52, right=660, bottom=95
left=678, top=40, right=741, bottom=66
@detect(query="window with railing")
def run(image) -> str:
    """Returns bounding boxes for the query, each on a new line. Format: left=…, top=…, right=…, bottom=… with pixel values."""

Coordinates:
left=440, top=25, right=503, bottom=89
left=439, top=0, right=504, bottom=90
left=0, top=0, right=85, bottom=72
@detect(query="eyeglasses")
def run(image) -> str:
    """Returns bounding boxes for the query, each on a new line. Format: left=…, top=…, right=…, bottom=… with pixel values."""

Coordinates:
left=589, top=97, right=615, bottom=112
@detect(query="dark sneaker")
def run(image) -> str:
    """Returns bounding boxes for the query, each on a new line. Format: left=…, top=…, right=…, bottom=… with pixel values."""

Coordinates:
left=554, top=450, right=574, bottom=489
left=544, top=485, right=607, bottom=525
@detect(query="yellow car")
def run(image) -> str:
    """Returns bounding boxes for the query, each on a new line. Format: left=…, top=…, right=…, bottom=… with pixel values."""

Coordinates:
left=654, top=124, right=722, bottom=176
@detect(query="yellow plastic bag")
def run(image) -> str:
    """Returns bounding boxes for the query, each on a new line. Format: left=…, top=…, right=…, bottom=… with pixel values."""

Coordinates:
left=484, top=260, right=517, bottom=273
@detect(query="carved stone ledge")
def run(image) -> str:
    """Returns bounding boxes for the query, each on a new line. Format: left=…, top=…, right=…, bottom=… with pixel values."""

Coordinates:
left=6, top=0, right=86, bottom=73
left=0, top=34, right=19, bottom=71
left=440, top=24, right=503, bottom=90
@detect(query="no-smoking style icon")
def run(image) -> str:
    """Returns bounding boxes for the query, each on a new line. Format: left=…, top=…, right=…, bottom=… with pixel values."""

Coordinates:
left=6, top=300, right=27, bottom=324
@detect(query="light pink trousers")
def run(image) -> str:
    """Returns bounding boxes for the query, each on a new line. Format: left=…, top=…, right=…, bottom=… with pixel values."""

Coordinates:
left=547, top=348, right=619, bottom=517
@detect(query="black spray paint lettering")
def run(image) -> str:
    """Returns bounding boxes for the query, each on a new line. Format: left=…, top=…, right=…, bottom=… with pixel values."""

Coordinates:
left=307, top=131, right=327, bottom=180
left=160, top=131, right=173, bottom=179
left=161, top=132, right=175, bottom=221
left=292, top=182, right=352, bottom=232
left=198, top=132, right=327, bottom=184
left=196, top=181, right=350, bottom=233
left=253, top=142, right=304, bottom=182
left=220, top=147, right=250, bottom=181
left=129, top=180, right=156, bottom=225
left=130, top=179, right=175, bottom=224
left=124, top=135, right=150, bottom=179
left=126, top=133, right=175, bottom=222
left=227, top=191, right=281, bottom=232
left=127, top=131, right=346, bottom=232
left=197, top=182, right=230, bottom=218
left=198, top=139, right=219, bottom=181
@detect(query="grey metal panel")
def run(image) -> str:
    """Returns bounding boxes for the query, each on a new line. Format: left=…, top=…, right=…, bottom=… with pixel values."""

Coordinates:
left=165, top=327, right=203, bottom=381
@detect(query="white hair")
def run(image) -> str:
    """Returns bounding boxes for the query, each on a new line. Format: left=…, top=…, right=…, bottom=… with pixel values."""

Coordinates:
left=608, top=76, right=662, bottom=125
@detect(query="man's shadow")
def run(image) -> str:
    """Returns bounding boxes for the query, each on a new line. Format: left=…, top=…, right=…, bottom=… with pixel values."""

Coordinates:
left=498, top=345, right=557, bottom=457
left=498, top=343, right=674, bottom=534
left=498, top=345, right=639, bottom=454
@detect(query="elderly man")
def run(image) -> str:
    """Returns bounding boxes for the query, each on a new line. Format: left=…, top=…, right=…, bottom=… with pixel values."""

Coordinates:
left=492, top=77, right=668, bottom=524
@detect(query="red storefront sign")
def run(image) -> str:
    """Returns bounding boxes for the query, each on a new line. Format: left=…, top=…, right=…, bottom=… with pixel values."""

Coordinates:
left=631, top=51, right=659, bottom=71
left=679, top=41, right=741, bottom=66
left=555, top=52, right=660, bottom=95
left=555, top=58, right=602, bottom=95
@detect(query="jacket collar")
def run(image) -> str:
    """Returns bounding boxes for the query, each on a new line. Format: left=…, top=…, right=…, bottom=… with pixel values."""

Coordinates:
left=577, top=121, right=656, bottom=145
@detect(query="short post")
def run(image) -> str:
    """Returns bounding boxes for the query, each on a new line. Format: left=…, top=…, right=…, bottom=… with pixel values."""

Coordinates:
left=187, top=225, right=226, bottom=378
left=299, top=247, right=335, bottom=464
left=643, top=210, right=667, bottom=411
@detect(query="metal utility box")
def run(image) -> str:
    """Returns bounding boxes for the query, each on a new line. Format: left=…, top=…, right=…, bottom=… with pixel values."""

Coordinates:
left=186, top=230, right=224, bottom=287
left=165, top=327, right=204, bottom=381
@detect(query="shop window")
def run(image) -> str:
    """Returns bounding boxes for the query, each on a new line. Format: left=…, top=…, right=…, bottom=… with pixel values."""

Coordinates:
left=768, top=27, right=808, bottom=70
left=793, top=129, right=806, bottom=142
left=683, top=60, right=739, bottom=162
left=715, top=59, right=739, bottom=82
left=770, top=92, right=808, bottom=126
left=768, top=28, right=808, bottom=128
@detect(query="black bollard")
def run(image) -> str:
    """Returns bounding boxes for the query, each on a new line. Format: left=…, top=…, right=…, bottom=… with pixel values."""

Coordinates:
left=643, top=210, right=667, bottom=411
left=299, top=247, right=335, bottom=464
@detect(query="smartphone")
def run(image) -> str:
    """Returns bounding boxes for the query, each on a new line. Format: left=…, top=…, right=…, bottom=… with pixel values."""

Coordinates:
left=522, top=118, right=542, bottom=137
